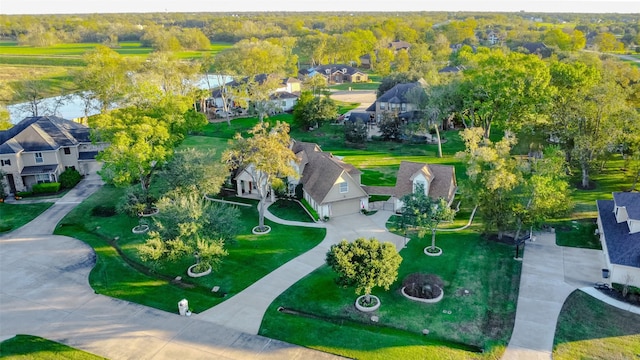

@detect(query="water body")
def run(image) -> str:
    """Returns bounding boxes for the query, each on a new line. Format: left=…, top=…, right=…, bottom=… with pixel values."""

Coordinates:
left=8, top=75, right=231, bottom=124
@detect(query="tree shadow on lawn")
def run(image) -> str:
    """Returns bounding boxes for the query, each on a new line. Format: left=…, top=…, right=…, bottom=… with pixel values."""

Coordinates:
left=553, top=290, right=640, bottom=359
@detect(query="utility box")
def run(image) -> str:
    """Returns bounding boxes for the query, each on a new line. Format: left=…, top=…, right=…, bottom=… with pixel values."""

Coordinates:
left=178, top=299, right=189, bottom=316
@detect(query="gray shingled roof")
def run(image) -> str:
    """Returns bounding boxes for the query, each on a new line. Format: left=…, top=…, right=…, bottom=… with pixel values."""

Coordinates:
left=21, top=165, right=58, bottom=175
left=292, top=140, right=362, bottom=204
left=0, top=116, right=91, bottom=154
left=598, top=199, right=640, bottom=268
left=377, top=82, right=421, bottom=104
left=613, top=192, right=640, bottom=220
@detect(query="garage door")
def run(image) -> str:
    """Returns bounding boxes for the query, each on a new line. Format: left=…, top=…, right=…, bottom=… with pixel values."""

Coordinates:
left=330, top=198, right=360, bottom=217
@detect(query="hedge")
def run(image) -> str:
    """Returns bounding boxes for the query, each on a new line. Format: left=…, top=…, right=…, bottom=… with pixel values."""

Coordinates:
left=32, top=182, right=61, bottom=194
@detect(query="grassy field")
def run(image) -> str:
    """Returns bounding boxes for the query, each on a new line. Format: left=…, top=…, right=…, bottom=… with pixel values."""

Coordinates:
left=553, top=290, right=640, bottom=359
left=0, top=335, right=105, bottom=359
left=0, top=41, right=232, bottom=61
left=0, top=202, right=53, bottom=233
left=260, top=223, right=521, bottom=359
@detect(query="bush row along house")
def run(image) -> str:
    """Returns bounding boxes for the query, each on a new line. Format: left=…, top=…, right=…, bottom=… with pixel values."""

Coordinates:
left=0, top=116, right=107, bottom=195
left=597, top=192, right=640, bottom=288
left=234, top=140, right=457, bottom=218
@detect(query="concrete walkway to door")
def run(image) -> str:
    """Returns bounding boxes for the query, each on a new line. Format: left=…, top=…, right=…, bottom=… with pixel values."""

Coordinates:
left=197, top=207, right=405, bottom=335
left=501, top=231, right=604, bottom=360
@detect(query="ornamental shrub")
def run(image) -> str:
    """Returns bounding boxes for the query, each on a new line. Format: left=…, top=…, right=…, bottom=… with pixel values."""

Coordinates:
left=59, top=168, right=82, bottom=189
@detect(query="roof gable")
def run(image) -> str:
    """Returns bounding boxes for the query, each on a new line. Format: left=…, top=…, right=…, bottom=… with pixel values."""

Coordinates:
left=613, top=192, right=640, bottom=220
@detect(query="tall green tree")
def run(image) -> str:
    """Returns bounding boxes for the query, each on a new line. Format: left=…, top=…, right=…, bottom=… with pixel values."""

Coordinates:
left=161, top=148, right=228, bottom=197
left=548, top=58, right=634, bottom=188
left=401, top=185, right=456, bottom=255
left=76, top=45, right=134, bottom=112
left=292, top=91, right=337, bottom=130
left=457, top=49, right=552, bottom=138
left=222, top=121, right=298, bottom=232
left=326, top=237, right=402, bottom=306
left=90, top=108, right=173, bottom=193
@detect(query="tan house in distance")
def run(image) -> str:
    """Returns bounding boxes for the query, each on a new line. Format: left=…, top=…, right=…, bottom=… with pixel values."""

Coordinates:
left=0, top=116, right=106, bottom=194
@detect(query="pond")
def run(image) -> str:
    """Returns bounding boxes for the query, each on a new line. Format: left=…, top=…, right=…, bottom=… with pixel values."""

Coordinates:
left=8, top=75, right=232, bottom=124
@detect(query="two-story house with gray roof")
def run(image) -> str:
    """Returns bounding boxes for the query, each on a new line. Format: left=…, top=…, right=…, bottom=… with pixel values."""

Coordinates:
left=367, top=80, right=427, bottom=123
left=0, top=116, right=107, bottom=195
left=596, top=192, right=640, bottom=288
left=299, top=65, right=368, bottom=84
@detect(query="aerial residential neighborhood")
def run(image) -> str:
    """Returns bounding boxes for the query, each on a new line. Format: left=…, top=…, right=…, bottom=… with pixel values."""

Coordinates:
left=1, top=5, right=639, bottom=360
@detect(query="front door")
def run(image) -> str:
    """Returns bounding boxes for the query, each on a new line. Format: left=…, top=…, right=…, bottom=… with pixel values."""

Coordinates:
left=6, top=174, right=16, bottom=194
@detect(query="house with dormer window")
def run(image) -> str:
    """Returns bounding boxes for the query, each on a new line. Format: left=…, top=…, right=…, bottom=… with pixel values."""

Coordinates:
left=596, top=192, right=640, bottom=288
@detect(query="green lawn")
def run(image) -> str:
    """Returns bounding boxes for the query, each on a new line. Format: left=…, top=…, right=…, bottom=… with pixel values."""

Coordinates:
left=260, top=222, right=521, bottom=359
left=330, top=82, right=381, bottom=91
left=0, top=202, right=53, bottom=233
left=0, top=335, right=105, bottom=359
left=55, top=185, right=325, bottom=313
left=553, top=290, right=640, bottom=360
left=268, top=199, right=314, bottom=223
left=553, top=219, right=602, bottom=249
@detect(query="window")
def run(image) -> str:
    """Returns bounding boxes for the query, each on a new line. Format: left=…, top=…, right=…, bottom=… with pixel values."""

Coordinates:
left=0, top=159, right=10, bottom=166
left=380, top=102, right=386, bottom=110
left=401, top=103, right=407, bottom=111
left=64, top=147, right=71, bottom=155
left=35, top=173, right=51, bottom=184
left=339, top=181, right=348, bottom=193
left=35, top=152, right=43, bottom=163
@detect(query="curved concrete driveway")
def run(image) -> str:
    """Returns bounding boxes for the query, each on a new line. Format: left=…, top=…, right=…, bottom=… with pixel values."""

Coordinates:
left=0, top=176, right=340, bottom=359
left=501, top=232, right=605, bottom=360
left=198, top=206, right=406, bottom=334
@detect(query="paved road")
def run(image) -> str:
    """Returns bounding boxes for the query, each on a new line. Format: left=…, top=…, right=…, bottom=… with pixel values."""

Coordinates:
left=0, top=175, right=341, bottom=359
left=501, top=232, right=605, bottom=360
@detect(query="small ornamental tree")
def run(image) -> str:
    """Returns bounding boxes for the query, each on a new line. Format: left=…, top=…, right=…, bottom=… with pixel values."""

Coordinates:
left=401, top=184, right=456, bottom=255
left=344, top=119, right=368, bottom=145
left=58, top=167, right=82, bottom=189
left=326, top=237, right=402, bottom=306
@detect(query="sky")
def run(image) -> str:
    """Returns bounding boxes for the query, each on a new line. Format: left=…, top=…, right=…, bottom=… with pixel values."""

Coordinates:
left=1, top=0, right=639, bottom=14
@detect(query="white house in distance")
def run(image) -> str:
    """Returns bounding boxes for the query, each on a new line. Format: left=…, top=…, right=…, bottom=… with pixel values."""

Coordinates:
left=596, top=192, right=640, bottom=288
left=0, top=116, right=106, bottom=194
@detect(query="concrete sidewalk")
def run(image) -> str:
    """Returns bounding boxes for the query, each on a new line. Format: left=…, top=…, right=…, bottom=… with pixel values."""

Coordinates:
left=501, top=232, right=604, bottom=360
left=198, top=209, right=405, bottom=334
left=1, top=176, right=342, bottom=359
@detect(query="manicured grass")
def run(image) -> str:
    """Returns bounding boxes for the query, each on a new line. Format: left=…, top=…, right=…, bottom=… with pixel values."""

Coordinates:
left=55, top=185, right=325, bottom=313
left=260, top=223, right=521, bottom=359
left=0, top=335, right=105, bottom=359
left=0, top=202, right=53, bottom=233
left=330, top=82, right=381, bottom=91
left=553, top=219, right=602, bottom=249
left=553, top=290, right=640, bottom=360
left=268, top=199, right=314, bottom=223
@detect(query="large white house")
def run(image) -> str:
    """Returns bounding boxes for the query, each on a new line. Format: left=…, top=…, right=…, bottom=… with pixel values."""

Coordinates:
left=0, top=116, right=106, bottom=194
left=597, top=192, right=640, bottom=288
